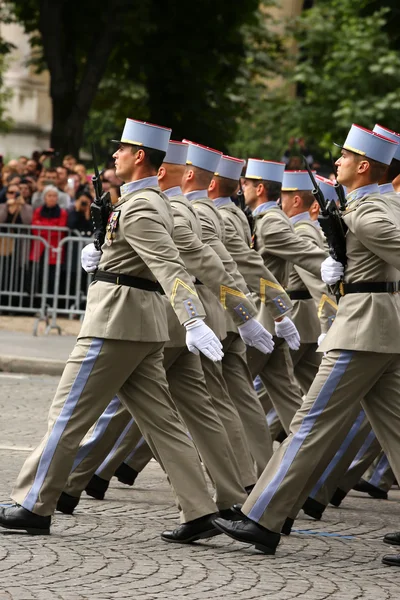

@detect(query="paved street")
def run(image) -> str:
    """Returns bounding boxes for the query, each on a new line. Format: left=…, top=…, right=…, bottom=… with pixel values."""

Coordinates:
left=0, top=373, right=399, bottom=600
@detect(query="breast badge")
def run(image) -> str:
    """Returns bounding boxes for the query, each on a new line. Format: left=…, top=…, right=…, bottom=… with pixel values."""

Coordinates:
left=106, top=211, right=121, bottom=246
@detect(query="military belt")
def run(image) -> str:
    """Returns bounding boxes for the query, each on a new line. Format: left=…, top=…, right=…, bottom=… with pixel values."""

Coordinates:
left=94, top=270, right=163, bottom=293
left=340, top=281, right=400, bottom=295
left=286, top=290, right=312, bottom=300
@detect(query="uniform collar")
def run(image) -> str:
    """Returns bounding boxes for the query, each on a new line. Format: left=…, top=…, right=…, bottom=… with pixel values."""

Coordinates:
left=346, top=183, right=380, bottom=205
left=121, top=176, right=158, bottom=196
left=252, top=201, right=278, bottom=216
left=290, top=211, right=312, bottom=225
left=378, top=183, right=395, bottom=195
left=213, top=196, right=232, bottom=208
left=185, top=189, right=209, bottom=202
left=164, top=185, right=182, bottom=198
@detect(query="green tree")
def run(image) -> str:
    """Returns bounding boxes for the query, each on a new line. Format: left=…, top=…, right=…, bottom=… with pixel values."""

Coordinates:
left=231, top=0, right=400, bottom=161
left=6, top=0, right=279, bottom=159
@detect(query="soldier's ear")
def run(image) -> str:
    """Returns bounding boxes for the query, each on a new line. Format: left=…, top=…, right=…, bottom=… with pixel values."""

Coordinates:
left=357, top=159, right=370, bottom=174
left=158, top=166, right=166, bottom=180
left=208, top=178, right=216, bottom=192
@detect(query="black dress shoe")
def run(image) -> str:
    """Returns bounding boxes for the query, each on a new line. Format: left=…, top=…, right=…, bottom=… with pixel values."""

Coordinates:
left=281, top=517, right=294, bottom=536
left=353, top=479, right=388, bottom=499
left=114, top=463, right=138, bottom=486
left=302, top=497, right=325, bottom=520
left=56, top=492, right=80, bottom=515
left=219, top=508, right=243, bottom=521
left=0, top=504, right=50, bottom=535
left=383, top=531, right=400, bottom=546
left=85, top=474, right=109, bottom=500
left=213, top=516, right=280, bottom=555
left=162, top=512, right=221, bottom=543
left=232, top=503, right=244, bottom=517
left=330, top=488, right=348, bottom=507
left=382, top=553, right=400, bottom=566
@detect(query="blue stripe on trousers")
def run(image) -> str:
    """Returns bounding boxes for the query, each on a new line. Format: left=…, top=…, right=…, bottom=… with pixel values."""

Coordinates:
left=95, top=418, right=134, bottom=475
left=348, top=430, right=376, bottom=470
left=368, top=453, right=390, bottom=489
left=71, top=396, right=121, bottom=472
left=248, top=351, right=353, bottom=522
left=310, top=409, right=366, bottom=498
left=23, top=338, right=104, bottom=511
left=124, top=436, right=146, bottom=463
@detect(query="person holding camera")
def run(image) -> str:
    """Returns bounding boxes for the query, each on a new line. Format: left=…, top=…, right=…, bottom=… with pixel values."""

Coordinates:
left=0, top=184, right=33, bottom=226
left=67, top=191, right=94, bottom=236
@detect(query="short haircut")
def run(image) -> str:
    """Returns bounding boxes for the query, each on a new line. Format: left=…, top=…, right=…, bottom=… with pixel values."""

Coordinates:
left=388, top=158, right=400, bottom=182
left=354, top=154, right=387, bottom=183
left=43, top=184, right=59, bottom=199
left=185, top=165, right=214, bottom=188
left=250, top=179, right=282, bottom=203
left=285, top=189, right=315, bottom=209
left=215, top=175, right=238, bottom=197
left=45, top=167, right=57, bottom=175
left=130, top=145, right=166, bottom=171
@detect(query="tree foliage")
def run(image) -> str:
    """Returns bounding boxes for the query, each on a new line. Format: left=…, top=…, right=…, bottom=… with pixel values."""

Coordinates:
left=230, top=0, right=400, bottom=161
left=5, top=0, right=279, bottom=159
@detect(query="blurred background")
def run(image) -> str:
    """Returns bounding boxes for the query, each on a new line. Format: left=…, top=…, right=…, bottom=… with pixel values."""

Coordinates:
left=0, top=0, right=399, bottom=169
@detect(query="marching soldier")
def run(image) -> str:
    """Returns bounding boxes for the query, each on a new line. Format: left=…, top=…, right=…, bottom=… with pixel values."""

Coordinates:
left=241, top=159, right=327, bottom=434
left=0, top=119, right=231, bottom=543
left=57, top=140, right=274, bottom=514
left=280, top=170, right=337, bottom=394
left=213, top=124, right=400, bottom=558
left=208, top=155, right=298, bottom=474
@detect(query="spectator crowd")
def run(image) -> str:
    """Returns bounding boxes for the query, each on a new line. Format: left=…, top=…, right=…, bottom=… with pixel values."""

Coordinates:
left=0, top=150, right=121, bottom=312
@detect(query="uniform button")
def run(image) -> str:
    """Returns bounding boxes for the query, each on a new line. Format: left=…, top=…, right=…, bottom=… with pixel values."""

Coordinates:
left=191, top=310, right=196, bottom=315
left=245, top=316, right=249, bottom=320
left=239, top=308, right=243, bottom=312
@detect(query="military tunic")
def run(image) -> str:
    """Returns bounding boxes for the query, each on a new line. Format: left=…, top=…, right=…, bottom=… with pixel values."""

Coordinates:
left=12, top=180, right=219, bottom=522
left=242, top=190, right=400, bottom=533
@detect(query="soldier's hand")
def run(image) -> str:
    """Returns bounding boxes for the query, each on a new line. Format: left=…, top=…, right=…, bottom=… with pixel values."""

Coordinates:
left=81, top=242, right=102, bottom=273
left=317, top=333, right=327, bottom=347
left=321, top=256, right=344, bottom=284
left=185, top=318, right=224, bottom=362
left=238, top=318, right=274, bottom=354
left=275, top=316, right=301, bottom=351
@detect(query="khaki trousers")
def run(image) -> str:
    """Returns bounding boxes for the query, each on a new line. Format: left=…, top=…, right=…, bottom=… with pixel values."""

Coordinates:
left=200, top=354, right=256, bottom=488
left=364, top=452, right=395, bottom=492
left=339, top=442, right=395, bottom=495
left=222, top=332, right=273, bottom=476
left=64, top=345, right=247, bottom=509
left=247, top=337, right=303, bottom=434
left=13, top=338, right=217, bottom=522
left=290, top=343, right=321, bottom=396
left=242, top=350, right=400, bottom=532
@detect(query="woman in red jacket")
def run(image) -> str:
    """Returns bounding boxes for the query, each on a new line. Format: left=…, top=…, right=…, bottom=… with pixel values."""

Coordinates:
left=29, top=185, right=68, bottom=308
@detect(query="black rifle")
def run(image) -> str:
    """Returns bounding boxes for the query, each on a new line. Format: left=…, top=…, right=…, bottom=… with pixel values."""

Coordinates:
left=329, top=151, right=347, bottom=211
left=91, top=144, right=111, bottom=251
left=302, top=156, right=347, bottom=268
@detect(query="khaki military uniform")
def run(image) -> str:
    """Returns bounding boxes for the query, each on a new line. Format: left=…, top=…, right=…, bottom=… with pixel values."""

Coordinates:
left=12, top=184, right=219, bottom=522
left=247, top=205, right=327, bottom=433
left=63, top=191, right=262, bottom=501
left=217, top=198, right=293, bottom=474
left=242, top=192, right=400, bottom=532
left=190, top=193, right=258, bottom=486
left=288, top=218, right=337, bottom=394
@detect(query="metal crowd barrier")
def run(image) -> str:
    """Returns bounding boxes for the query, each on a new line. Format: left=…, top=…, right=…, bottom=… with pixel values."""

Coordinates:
left=0, top=223, right=93, bottom=335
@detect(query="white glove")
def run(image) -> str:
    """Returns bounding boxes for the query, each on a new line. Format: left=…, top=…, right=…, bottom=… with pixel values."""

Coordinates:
left=317, top=333, right=326, bottom=347
left=321, top=256, right=344, bottom=285
left=238, top=318, right=274, bottom=354
left=185, top=318, right=224, bottom=362
left=275, top=316, right=301, bottom=351
left=81, top=243, right=102, bottom=273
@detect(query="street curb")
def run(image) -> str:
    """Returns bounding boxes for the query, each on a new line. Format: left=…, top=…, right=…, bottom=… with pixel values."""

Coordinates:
left=0, top=355, right=64, bottom=376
